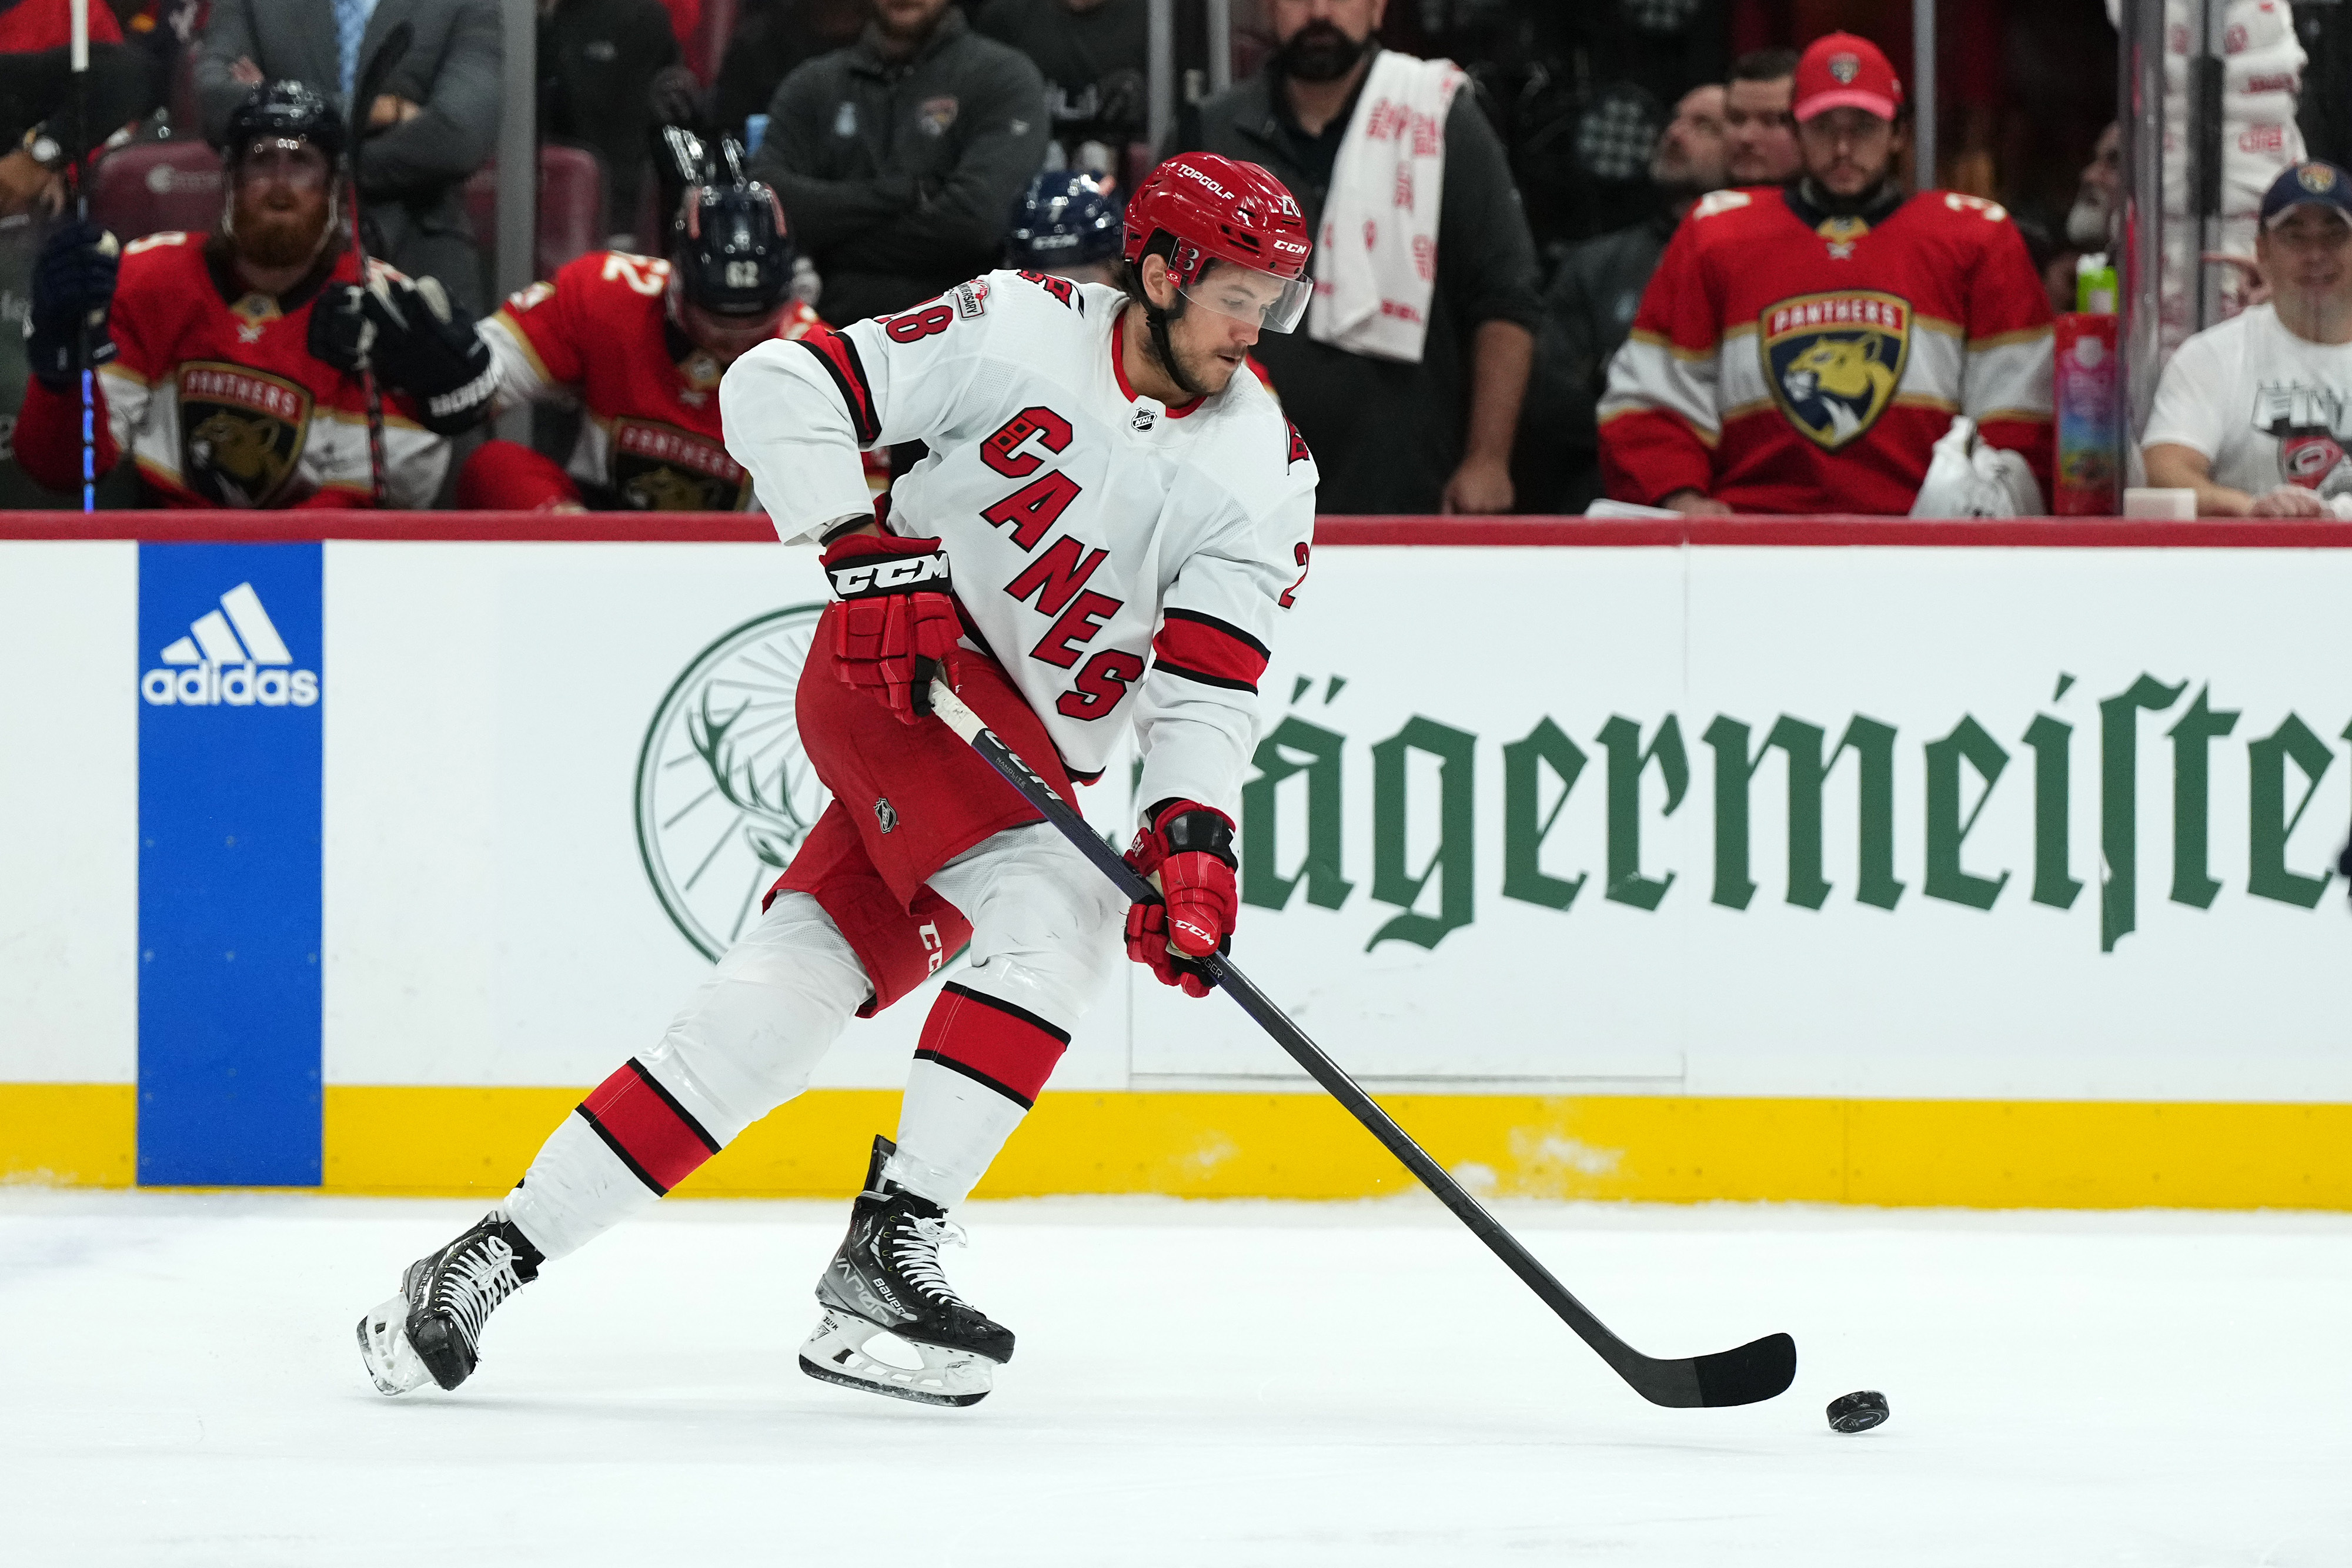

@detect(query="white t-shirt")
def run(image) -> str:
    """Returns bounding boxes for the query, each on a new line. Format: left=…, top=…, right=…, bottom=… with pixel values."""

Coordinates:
left=2143, top=303, right=2352, bottom=497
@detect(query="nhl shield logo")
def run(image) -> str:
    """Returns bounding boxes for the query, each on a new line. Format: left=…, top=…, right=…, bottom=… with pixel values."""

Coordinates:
left=178, top=361, right=310, bottom=506
left=1760, top=291, right=1912, bottom=450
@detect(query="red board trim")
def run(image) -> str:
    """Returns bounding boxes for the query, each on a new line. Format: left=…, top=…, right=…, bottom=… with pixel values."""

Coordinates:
left=5, top=511, right=2352, bottom=548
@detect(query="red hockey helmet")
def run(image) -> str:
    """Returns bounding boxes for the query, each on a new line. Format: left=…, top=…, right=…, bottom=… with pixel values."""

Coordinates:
left=1123, top=153, right=1314, bottom=332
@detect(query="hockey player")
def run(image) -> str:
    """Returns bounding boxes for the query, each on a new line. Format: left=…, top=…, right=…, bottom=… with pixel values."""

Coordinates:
left=13, top=82, right=494, bottom=508
left=357, top=152, right=1318, bottom=1407
left=1597, top=33, right=2053, bottom=516
left=456, top=145, right=883, bottom=511
left=1005, top=169, right=1125, bottom=287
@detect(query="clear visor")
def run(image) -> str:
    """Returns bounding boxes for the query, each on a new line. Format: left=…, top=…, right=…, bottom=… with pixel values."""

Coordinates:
left=1179, top=260, right=1313, bottom=334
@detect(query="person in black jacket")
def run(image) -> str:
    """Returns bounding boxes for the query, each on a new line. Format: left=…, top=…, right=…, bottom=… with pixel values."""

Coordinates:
left=747, top=0, right=1047, bottom=325
left=1166, top=0, right=1538, bottom=515
left=540, top=0, right=681, bottom=245
left=973, top=0, right=1144, bottom=178
left=1516, top=82, right=1727, bottom=514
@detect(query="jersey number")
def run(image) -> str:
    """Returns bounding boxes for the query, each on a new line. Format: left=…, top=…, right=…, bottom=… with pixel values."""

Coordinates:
left=1279, top=541, right=1311, bottom=609
left=723, top=260, right=761, bottom=288
left=883, top=302, right=955, bottom=342
left=602, top=254, right=669, bottom=296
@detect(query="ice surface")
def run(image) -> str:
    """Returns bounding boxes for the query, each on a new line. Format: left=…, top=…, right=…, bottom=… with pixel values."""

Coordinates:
left=2, top=1192, right=2347, bottom=1566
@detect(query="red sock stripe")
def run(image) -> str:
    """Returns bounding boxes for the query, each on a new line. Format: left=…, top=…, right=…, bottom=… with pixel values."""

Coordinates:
left=795, top=333, right=881, bottom=446
left=914, top=982, right=1071, bottom=1109
left=1152, top=609, right=1271, bottom=693
left=576, top=1058, right=721, bottom=1196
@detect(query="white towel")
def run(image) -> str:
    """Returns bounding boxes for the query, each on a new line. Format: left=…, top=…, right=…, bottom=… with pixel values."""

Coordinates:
left=1305, top=52, right=1467, bottom=365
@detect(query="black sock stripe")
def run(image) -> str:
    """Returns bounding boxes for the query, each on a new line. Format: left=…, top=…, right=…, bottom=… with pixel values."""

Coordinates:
left=1151, top=658, right=1258, bottom=693
left=941, top=981, right=1073, bottom=1044
left=623, top=1058, right=722, bottom=1155
left=573, top=1106, right=669, bottom=1196
left=912, top=1048, right=1036, bottom=1111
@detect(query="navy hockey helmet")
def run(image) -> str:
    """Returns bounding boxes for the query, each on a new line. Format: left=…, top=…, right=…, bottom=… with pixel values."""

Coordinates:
left=1006, top=172, right=1123, bottom=271
left=671, top=174, right=795, bottom=317
left=220, top=80, right=348, bottom=167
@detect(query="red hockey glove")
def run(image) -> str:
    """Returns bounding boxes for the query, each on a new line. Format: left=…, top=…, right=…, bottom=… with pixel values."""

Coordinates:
left=821, top=531, right=961, bottom=723
left=1122, top=800, right=1238, bottom=998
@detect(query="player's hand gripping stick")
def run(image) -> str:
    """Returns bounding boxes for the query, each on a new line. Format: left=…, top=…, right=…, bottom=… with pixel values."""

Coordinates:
left=1122, top=800, right=1238, bottom=998
left=823, top=533, right=962, bottom=723
left=925, top=670, right=1798, bottom=1410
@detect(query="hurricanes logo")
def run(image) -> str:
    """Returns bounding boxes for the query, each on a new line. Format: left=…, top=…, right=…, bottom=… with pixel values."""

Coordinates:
left=178, top=361, right=310, bottom=506
left=1761, top=291, right=1911, bottom=450
left=635, top=606, right=831, bottom=959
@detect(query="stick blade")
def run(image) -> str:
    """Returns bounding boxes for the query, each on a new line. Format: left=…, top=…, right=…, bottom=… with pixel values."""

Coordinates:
left=1686, top=1330, right=1798, bottom=1407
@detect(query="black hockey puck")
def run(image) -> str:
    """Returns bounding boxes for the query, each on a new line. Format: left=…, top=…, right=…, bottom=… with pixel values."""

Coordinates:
left=1826, top=1390, right=1889, bottom=1433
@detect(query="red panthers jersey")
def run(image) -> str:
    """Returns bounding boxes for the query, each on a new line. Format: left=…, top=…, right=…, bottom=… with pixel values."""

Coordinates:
left=14, top=232, right=445, bottom=507
left=480, top=250, right=884, bottom=511
left=1598, top=185, right=2054, bottom=514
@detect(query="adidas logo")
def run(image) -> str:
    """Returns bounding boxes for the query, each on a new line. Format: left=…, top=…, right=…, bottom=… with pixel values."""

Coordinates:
left=139, top=581, right=319, bottom=708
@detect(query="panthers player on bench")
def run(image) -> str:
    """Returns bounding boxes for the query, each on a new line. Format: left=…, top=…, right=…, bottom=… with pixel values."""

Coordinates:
left=14, top=82, right=493, bottom=508
left=457, top=137, right=885, bottom=513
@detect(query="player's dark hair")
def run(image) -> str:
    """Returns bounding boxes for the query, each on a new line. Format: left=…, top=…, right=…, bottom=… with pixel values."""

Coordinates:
left=1730, top=48, right=1800, bottom=83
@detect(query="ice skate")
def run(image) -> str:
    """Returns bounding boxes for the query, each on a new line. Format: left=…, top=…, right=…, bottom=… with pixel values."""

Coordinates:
left=357, top=1212, right=543, bottom=1395
left=799, top=1135, right=1013, bottom=1407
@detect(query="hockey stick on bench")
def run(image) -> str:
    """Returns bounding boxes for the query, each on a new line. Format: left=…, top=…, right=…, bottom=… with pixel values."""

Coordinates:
left=925, top=673, right=1796, bottom=1410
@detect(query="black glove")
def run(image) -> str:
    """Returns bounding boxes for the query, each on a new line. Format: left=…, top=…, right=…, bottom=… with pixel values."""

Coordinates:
left=25, top=220, right=120, bottom=392
left=310, top=270, right=499, bottom=434
left=649, top=64, right=704, bottom=127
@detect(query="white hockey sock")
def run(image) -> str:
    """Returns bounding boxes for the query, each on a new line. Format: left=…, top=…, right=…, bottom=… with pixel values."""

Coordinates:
left=501, top=1111, right=662, bottom=1262
left=887, top=1057, right=1033, bottom=1208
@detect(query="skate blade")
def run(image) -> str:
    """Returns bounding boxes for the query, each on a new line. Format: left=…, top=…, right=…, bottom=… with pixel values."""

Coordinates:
left=356, top=1293, right=433, bottom=1396
left=798, top=1309, right=994, bottom=1408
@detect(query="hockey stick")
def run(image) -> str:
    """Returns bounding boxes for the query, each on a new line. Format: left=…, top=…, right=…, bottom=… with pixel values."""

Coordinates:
left=69, top=0, right=93, bottom=513
left=345, top=21, right=414, bottom=507
left=926, top=673, right=1797, bottom=1409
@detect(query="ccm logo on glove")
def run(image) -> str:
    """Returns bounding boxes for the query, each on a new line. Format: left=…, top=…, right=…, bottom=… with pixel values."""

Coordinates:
left=1122, top=799, right=1239, bottom=998
left=828, top=553, right=952, bottom=598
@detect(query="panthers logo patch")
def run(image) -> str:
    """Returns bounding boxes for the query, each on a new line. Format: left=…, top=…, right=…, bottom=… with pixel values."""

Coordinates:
left=1760, top=291, right=1911, bottom=450
left=178, top=362, right=310, bottom=506
left=609, top=417, right=750, bottom=510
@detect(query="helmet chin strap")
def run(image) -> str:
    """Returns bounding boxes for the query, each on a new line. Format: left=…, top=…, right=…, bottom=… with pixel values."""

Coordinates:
left=1143, top=293, right=1211, bottom=402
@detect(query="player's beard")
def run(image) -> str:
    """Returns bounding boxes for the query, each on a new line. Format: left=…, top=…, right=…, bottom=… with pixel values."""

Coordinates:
left=1144, top=305, right=1232, bottom=402
left=232, top=185, right=332, bottom=272
left=1276, top=20, right=1372, bottom=83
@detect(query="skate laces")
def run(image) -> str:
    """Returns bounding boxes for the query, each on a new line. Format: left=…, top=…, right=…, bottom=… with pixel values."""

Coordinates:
left=434, top=1232, right=524, bottom=1351
left=886, top=1211, right=970, bottom=1305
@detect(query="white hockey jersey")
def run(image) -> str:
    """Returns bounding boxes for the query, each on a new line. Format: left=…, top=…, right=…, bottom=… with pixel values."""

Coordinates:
left=720, top=269, right=1319, bottom=820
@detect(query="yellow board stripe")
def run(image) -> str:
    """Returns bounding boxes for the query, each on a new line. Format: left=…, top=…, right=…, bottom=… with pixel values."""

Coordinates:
left=8, top=1084, right=2350, bottom=1210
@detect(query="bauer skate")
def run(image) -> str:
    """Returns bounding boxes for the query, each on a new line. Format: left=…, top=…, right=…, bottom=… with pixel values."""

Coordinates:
left=357, top=1212, right=543, bottom=1395
left=799, top=1135, right=1013, bottom=1407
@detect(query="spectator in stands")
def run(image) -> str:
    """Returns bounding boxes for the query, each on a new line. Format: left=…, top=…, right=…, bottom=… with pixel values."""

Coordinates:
left=1168, top=0, right=1540, bottom=514
left=2144, top=162, right=2352, bottom=517
left=1599, top=32, right=2052, bottom=516
left=1724, top=46, right=1799, bottom=186
left=691, top=0, right=867, bottom=143
left=1004, top=169, right=1123, bottom=286
left=749, top=0, right=1047, bottom=325
left=1516, top=82, right=1726, bottom=513
left=974, top=0, right=1145, bottom=182
left=12, top=82, right=493, bottom=507
left=2068, top=122, right=2120, bottom=252
left=2, top=0, right=153, bottom=216
left=540, top=0, right=683, bottom=247
left=191, top=0, right=501, bottom=315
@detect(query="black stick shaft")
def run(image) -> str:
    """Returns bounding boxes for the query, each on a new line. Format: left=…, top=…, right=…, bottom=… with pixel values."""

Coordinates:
left=922, top=676, right=1794, bottom=1408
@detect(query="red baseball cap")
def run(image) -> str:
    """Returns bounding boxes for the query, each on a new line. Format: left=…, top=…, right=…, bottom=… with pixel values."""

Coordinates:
left=1793, top=32, right=1903, bottom=123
